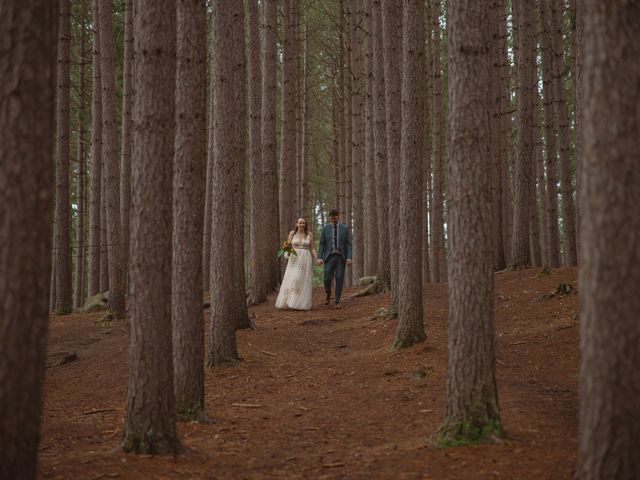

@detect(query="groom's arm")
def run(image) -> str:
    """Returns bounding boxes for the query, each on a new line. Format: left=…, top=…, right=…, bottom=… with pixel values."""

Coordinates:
left=345, top=226, right=353, bottom=260
left=317, top=227, right=326, bottom=260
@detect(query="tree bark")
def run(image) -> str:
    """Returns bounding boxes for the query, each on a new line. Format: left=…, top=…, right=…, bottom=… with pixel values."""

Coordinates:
left=498, top=0, right=512, bottom=266
left=123, top=0, right=179, bottom=455
left=54, top=0, right=72, bottom=315
left=172, top=0, right=206, bottom=420
left=393, top=0, right=425, bottom=349
left=207, top=0, right=246, bottom=365
left=509, top=0, right=535, bottom=269
left=440, top=0, right=502, bottom=443
left=577, top=2, right=640, bottom=477
left=88, top=0, right=102, bottom=298
left=530, top=90, right=542, bottom=268
left=0, top=2, right=58, bottom=477
left=98, top=0, right=125, bottom=316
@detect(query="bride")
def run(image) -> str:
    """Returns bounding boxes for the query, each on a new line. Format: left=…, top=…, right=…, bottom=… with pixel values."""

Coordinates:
left=275, top=218, right=317, bottom=310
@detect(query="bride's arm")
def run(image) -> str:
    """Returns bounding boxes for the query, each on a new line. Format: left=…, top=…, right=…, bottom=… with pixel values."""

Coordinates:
left=309, top=233, right=318, bottom=261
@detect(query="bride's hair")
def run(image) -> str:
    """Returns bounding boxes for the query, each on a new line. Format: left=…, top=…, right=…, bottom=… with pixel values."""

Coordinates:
left=294, top=218, right=309, bottom=236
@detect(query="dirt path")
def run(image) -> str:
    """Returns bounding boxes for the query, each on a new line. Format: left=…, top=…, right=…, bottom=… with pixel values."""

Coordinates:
left=39, top=268, right=578, bottom=479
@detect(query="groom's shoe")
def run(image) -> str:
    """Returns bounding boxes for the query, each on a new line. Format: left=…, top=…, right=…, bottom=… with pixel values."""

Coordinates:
left=334, top=301, right=341, bottom=309
left=324, top=293, right=331, bottom=305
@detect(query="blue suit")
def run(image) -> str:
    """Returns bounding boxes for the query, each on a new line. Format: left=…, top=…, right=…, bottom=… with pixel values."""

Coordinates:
left=318, top=223, right=352, bottom=304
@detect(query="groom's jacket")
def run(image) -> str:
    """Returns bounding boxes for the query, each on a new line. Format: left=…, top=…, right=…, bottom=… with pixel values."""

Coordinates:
left=318, top=223, right=352, bottom=262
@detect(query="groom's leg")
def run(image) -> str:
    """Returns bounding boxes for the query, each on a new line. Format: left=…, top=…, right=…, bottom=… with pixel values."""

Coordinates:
left=323, top=256, right=336, bottom=298
left=334, top=259, right=346, bottom=304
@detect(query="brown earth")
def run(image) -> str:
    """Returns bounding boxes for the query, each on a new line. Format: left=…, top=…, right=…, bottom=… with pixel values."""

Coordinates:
left=39, top=267, right=579, bottom=479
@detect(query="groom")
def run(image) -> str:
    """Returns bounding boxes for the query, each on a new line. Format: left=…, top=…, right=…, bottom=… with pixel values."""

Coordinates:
left=317, top=209, right=352, bottom=308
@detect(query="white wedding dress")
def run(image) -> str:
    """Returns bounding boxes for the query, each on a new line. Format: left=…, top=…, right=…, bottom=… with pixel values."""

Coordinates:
left=275, top=234, right=314, bottom=310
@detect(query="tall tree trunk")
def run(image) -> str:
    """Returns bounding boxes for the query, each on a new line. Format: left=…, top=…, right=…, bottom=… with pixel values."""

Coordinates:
left=577, top=2, right=640, bottom=476
left=54, top=0, right=72, bottom=315
left=172, top=0, right=206, bottom=420
left=98, top=0, right=125, bottom=317
left=382, top=0, right=402, bottom=299
left=342, top=1, right=353, bottom=288
left=490, top=0, right=506, bottom=270
left=120, top=0, right=133, bottom=288
left=393, top=0, right=425, bottom=349
left=498, top=0, right=512, bottom=266
left=540, top=0, right=561, bottom=268
left=350, top=0, right=365, bottom=283
left=535, top=89, right=550, bottom=269
left=74, top=0, right=88, bottom=309
left=248, top=0, right=267, bottom=305
left=280, top=0, right=297, bottom=244
left=207, top=0, right=246, bottom=365
left=0, top=2, right=58, bottom=476
left=422, top=0, right=433, bottom=284
left=430, top=0, right=445, bottom=282
left=363, top=0, right=379, bottom=277
left=123, top=0, right=179, bottom=455
left=530, top=90, right=542, bottom=268
left=509, top=0, right=535, bottom=269
left=551, top=0, right=577, bottom=266
left=88, top=0, right=102, bottom=298
left=202, top=61, right=214, bottom=294
left=261, top=0, right=280, bottom=290
left=99, top=169, right=109, bottom=292
left=574, top=0, right=584, bottom=263
left=371, top=0, right=391, bottom=291
left=440, top=0, right=502, bottom=443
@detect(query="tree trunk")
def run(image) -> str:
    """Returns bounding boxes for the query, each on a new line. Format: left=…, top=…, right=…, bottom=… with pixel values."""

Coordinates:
left=100, top=168, right=109, bottom=292
left=551, top=0, right=577, bottom=266
left=430, top=0, right=445, bottom=282
left=540, top=0, right=561, bottom=268
left=120, top=0, right=133, bottom=288
left=88, top=0, right=102, bottom=298
left=422, top=0, right=433, bottom=284
left=202, top=54, right=214, bottom=294
left=172, top=0, right=206, bottom=421
left=261, top=0, right=280, bottom=290
left=207, top=0, right=246, bottom=365
left=509, top=0, right=534, bottom=269
left=123, top=0, right=179, bottom=455
left=342, top=1, right=353, bottom=288
left=280, top=0, right=297, bottom=244
left=393, top=0, right=425, bottom=349
left=577, top=2, right=640, bottom=476
left=0, top=2, right=58, bottom=477
left=382, top=0, right=402, bottom=299
left=498, top=0, right=512, bottom=266
left=363, top=0, right=379, bottom=277
left=529, top=91, right=542, bottom=268
left=371, top=0, right=391, bottom=291
left=440, top=0, right=502, bottom=443
left=98, top=0, right=125, bottom=317
left=574, top=0, right=584, bottom=264
left=248, top=0, right=267, bottom=305
left=350, top=0, right=365, bottom=283
left=54, top=0, right=72, bottom=315
left=535, top=88, right=550, bottom=269
left=74, top=0, right=88, bottom=309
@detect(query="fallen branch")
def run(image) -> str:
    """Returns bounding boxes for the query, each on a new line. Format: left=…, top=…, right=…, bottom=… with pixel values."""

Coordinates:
left=260, top=350, right=277, bottom=357
left=82, top=408, right=116, bottom=416
left=231, top=403, right=262, bottom=408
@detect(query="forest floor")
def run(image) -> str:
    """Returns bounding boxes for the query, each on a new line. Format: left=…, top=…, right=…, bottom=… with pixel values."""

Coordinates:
left=39, top=267, right=579, bottom=480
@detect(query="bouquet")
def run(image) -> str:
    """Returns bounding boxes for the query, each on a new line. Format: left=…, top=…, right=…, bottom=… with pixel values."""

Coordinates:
left=277, top=240, right=298, bottom=258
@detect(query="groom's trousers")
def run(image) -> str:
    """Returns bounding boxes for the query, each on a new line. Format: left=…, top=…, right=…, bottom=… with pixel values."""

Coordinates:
left=323, top=253, right=346, bottom=303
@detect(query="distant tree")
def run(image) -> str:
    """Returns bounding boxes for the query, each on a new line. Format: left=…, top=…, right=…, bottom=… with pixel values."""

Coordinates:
left=123, top=0, right=179, bottom=454
left=98, top=0, right=125, bottom=317
left=172, top=0, right=206, bottom=420
left=393, top=0, right=425, bottom=349
left=577, top=1, right=640, bottom=477
left=74, top=0, right=88, bottom=309
left=382, top=0, right=402, bottom=297
left=371, top=0, right=391, bottom=291
left=207, top=0, right=246, bottom=365
left=261, top=0, right=280, bottom=290
left=54, top=0, right=72, bottom=315
left=440, top=0, right=502, bottom=444
left=87, top=0, right=102, bottom=298
left=120, top=0, right=133, bottom=285
left=430, top=0, right=445, bottom=282
left=0, top=1, right=58, bottom=476
left=509, top=0, right=535, bottom=269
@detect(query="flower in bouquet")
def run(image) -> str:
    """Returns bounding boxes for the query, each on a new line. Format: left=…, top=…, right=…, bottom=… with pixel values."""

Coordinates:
left=277, top=240, right=298, bottom=258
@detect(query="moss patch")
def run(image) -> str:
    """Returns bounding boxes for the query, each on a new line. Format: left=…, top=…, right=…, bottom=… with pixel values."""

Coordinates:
left=435, top=418, right=504, bottom=448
